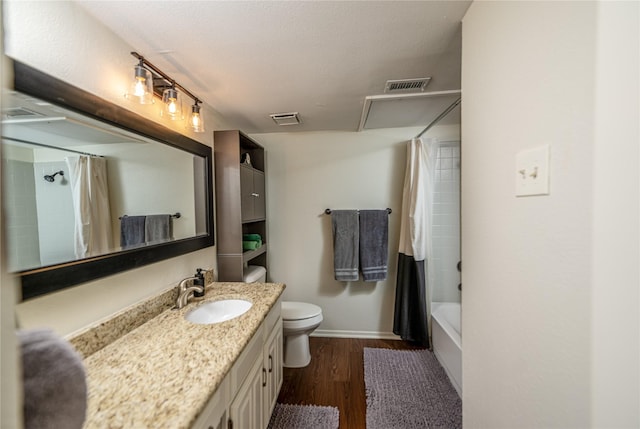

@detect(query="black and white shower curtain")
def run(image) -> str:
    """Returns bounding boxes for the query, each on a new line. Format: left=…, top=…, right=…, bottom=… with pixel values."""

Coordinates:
left=393, top=138, right=436, bottom=346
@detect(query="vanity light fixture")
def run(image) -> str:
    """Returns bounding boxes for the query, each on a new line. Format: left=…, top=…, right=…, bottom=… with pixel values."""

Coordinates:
left=128, top=58, right=154, bottom=104
left=190, top=101, right=205, bottom=133
left=161, top=84, right=182, bottom=121
left=127, top=52, right=204, bottom=129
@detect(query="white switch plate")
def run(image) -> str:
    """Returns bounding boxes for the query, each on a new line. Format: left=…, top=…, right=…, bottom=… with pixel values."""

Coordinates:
left=515, top=144, right=550, bottom=197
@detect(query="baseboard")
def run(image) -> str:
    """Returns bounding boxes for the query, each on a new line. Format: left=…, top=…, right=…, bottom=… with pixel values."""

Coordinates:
left=311, top=329, right=401, bottom=340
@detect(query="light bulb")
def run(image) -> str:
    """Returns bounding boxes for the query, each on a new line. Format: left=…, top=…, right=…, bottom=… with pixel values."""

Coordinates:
left=133, top=79, right=146, bottom=97
left=168, top=99, right=177, bottom=114
left=161, top=87, right=182, bottom=120
left=191, top=103, right=205, bottom=132
left=128, top=64, right=153, bottom=104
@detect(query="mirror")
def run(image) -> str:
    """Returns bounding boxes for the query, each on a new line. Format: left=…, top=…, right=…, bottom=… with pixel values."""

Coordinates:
left=2, top=61, right=214, bottom=300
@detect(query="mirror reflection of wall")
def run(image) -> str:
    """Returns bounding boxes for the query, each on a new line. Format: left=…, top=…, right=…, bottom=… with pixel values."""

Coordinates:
left=2, top=91, right=206, bottom=273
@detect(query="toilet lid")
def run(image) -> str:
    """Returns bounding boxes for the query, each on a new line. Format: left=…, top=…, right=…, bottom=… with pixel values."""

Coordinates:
left=282, top=301, right=322, bottom=320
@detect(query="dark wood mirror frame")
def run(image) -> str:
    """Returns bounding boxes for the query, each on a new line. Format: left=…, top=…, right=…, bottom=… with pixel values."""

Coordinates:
left=10, top=60, right=215, bottom=301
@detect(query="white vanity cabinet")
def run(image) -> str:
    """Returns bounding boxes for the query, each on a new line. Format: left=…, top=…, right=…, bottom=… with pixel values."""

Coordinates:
left=229, top=298, right=283, bottom=429
left=192, top=298, right=282, bottom=429
left=262, top=317, right=283, bottom=427
left=191, top=376, right=228, bottom=429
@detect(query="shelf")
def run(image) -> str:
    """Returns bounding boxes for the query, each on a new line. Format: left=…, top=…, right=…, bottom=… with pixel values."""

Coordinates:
left=242, top=243, right=267, bottom=264
left=242, top=218, right=266, bottom=225
left=215, top=130, right=267, bottom=281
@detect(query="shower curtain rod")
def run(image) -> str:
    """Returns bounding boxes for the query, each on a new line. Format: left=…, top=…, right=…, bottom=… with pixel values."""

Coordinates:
left=415, top=97, right=462, bottom=139
left=1, top=136, right=104, bottom=158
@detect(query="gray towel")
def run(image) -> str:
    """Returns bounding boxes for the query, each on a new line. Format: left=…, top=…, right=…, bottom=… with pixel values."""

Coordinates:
left=359, top=210, right=389, bottom=281
left=331, top=210, right=359, bottom=281
left=145, top=214, right=173, bottom=244
left=19, top=329, right=87, bottom=429
left=120, top=215, right=146, bottom=248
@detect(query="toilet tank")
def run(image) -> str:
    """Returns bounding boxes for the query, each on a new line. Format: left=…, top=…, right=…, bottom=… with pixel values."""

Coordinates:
left=243, top=265, right=266, bottom=283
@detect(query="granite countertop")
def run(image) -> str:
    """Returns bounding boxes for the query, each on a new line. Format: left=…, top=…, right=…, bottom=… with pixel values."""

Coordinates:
left=81, top=282, right=285, bottom=429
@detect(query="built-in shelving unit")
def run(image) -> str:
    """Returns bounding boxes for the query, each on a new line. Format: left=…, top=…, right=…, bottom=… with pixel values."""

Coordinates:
left=214, top=130, right=267, bottom=281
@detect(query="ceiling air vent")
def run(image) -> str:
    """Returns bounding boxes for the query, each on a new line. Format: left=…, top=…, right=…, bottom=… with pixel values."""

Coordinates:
left=384, top=77, right=431, bottom=93
left=269, top=112, right=301, bottom=126
left=2, top=107, right=44, bottom=120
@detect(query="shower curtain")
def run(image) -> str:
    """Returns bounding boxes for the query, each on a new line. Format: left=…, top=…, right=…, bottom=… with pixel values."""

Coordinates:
left=65, top=156, right=113, bottom=259
left=393, top=138, right=436, bottom=346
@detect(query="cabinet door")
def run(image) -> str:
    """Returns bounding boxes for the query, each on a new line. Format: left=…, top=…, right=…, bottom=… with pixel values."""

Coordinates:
left=240, top=165, right=254, bottom=222
left=263, top=318, right=283, bottom=427
left=252, top=170, right=266, bottom=221
left=191, top=376, right=228, bottom=429
left=229, top=355, right=264, bottom=429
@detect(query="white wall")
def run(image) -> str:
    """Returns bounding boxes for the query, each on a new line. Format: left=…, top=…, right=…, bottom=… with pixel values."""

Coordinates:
left=3, top=157, right=42, bottom=270
left=98, top=142, right=197, bottom=244
left=252, top=124, right=459, bottom=337
left=591, top=2, right=639, bottom=426
left=33, top=160, right=74, bottom=266
left=461, top=1, right=639, bottom=427
left=4, top=0, right=232, bottom=336
left=1, top=21, right=22, bottom=427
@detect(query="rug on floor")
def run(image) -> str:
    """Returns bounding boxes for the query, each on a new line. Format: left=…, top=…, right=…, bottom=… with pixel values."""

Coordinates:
left=364, top=347, right=462, bottom=429
left=267, top=403, right=340, bottom=429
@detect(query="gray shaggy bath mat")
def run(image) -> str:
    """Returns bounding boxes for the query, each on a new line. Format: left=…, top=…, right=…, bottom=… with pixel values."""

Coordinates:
left=364, top=347, right=461, bottom=429
left=267, top=403, right=339, bottom=429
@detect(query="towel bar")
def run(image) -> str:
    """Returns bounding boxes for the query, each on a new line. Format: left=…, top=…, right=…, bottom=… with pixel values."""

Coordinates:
left=324, top=208, right=391, bottom=215
left=119, top=212, right=181, bottom=220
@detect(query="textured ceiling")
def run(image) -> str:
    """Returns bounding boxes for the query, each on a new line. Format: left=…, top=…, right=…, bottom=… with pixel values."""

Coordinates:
left=75, top=1, right=471, bottom=134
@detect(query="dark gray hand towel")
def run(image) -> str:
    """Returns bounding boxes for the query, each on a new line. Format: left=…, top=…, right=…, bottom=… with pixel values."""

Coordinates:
left=359, top=210, right=389, bottom=281
left=145, top=214, right=173, bottom=244
left=19, top=329, right=87, bottom=429
left=331, top=210, right=359, bottom=281
left=120, top=215, right=146, bottom=248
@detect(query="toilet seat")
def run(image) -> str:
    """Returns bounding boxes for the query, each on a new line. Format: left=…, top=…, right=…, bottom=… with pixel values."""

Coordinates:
left=282, top=301, right=322, bottom=321
left=282, top=314, right=323, bottom=331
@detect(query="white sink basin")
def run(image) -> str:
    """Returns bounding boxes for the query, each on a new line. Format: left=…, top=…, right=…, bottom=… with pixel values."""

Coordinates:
left=185, top=299, right=252, bottom=324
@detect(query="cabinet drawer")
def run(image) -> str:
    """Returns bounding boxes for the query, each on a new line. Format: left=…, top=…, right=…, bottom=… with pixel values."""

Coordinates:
left=263, top=297, right=282, bottom=339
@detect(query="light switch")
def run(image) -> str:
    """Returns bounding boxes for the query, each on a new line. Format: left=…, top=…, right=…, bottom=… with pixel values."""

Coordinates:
left=515, top=144, right=550, bottom=197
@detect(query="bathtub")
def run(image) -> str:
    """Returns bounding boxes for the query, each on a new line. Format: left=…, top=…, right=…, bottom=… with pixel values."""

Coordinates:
left=431, top=301, right=462, bottom=396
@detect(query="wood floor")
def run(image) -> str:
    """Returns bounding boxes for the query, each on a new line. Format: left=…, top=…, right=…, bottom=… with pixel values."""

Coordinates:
left=277, top=337, right=425, bottom=429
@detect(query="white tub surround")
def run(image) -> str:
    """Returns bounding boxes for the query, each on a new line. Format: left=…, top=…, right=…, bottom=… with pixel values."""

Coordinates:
left=75, top=282, right=285, bottom=428
left=431, top=302, right=461, bottom=396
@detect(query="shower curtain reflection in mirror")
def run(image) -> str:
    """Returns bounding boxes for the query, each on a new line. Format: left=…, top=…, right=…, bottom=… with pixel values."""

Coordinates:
left=65, top=155, right=113, bottom=259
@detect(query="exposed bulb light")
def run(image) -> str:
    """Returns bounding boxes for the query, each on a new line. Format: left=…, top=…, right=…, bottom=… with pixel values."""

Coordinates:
left=128, top=52, right=205, bottom=127
left=161, top=86, right=182, bottom=120
left=191, top=101, right=205, bottom=133
left=128, top=60, right=153, bottom=104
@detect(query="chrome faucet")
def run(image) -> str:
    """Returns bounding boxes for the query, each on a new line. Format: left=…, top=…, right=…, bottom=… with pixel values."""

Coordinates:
left=175, top=276, right=204, bottom=309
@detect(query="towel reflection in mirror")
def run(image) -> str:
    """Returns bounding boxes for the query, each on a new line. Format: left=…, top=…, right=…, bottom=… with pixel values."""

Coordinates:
left=120, top=214, right=174, bottom=249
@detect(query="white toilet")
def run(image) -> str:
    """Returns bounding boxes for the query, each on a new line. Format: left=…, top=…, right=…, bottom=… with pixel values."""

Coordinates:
left=281, top=301, right=323, bottom=368
left=243, top=266, right=323, bottom=368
